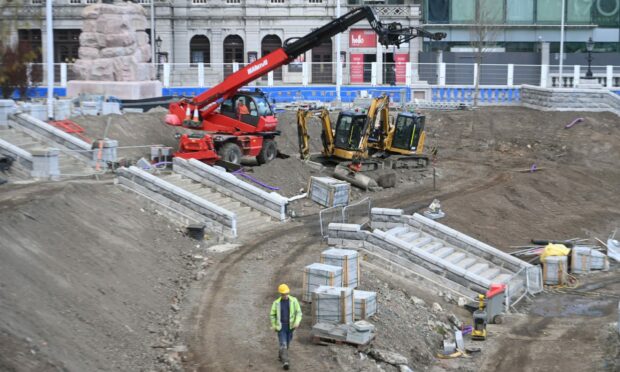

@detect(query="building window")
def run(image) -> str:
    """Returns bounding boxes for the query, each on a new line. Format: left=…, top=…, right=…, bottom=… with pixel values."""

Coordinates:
left=451, top=0, right=475, bottom=23
left=427, top=0, right=449, bottom=23
left=537, top=0, right=562, bottom=23
left=270, top=0, right=285, bottom=3
left=18, top=29, right=42, bottom=63
left=190, top=35, right=210, bottom=65
left=54, top=29, right=80, bottom=63
left=309, top=0, right=323, bottom=3
left=261, top=35, right=282, bottom=81
left=223, top=35, right=244, bottom=77
left=31, top=0, right=43, bottom=4
left=192, top=0, right=208, bottom=4
left=479, top=0, right=504, bottom=23
left=226, top=0, right=241, bottom=3
left=506, top=0, right=534, bottom=23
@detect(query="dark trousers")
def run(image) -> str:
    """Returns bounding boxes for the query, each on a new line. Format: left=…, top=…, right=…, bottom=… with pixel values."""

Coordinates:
left=277, top=326, right=294, bottom=348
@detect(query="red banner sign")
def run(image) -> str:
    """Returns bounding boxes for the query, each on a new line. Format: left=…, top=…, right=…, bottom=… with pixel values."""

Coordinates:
left=350, top=53, right=364, bottom=84
left=349, top=29, right=377, bottom=48
left=395, top=53, right=409, bottom=84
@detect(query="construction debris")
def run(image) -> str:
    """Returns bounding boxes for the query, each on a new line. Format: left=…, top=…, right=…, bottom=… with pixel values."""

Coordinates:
left=422, top=199, right=445, bottom=220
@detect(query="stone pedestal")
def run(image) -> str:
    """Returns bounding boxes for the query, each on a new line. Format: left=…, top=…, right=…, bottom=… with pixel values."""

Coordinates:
left=31, top=148, right=60, bottom=180
left=576, top=78, right=602, bottom=89
left=0, top=100, right=16, bottom=127
left=67, top=80, right=162, bottom=99
left=92, top=138, right=118, bottom=166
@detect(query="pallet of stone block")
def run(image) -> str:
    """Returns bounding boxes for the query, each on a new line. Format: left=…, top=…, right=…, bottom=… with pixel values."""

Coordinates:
left=542, top=256, right=568, bottom=285
left=353, top=290, right=377, bottom=320
left=311, top=286, right=354, bottom=325
left=307, top=176, right=350, bottom=207
left=320, top=247, right=360, bottom=288
left=311, top=321, right=375, bottom=347
left=302, top=263, right=343, bottom=302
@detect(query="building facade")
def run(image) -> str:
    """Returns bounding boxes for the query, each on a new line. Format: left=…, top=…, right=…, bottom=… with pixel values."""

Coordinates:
left=1, top=0, right=619, bottom=87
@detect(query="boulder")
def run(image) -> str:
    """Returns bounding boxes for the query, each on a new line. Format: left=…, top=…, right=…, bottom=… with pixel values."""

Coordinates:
left=367, top=348, right=409, bottom=366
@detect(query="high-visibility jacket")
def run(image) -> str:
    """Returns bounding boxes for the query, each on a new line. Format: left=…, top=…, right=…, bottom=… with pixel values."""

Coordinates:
left=270, top=295, right=302, bottom=331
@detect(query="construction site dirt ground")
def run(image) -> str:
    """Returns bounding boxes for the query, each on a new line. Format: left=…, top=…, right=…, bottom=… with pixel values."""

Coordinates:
left=1, top=106, right=619, bottom=371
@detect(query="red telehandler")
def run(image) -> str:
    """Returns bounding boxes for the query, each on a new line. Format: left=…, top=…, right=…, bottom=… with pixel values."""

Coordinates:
left=165, top=6, right=445, bottom=166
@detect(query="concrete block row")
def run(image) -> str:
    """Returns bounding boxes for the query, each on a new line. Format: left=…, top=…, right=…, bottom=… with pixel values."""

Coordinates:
left=117, top=166, right=237, bottom=237
left=173, top=158, right=288, bottom=221
left=10, top=113, right=93, bottom=161
left=0, top=137, right=33, bottom=169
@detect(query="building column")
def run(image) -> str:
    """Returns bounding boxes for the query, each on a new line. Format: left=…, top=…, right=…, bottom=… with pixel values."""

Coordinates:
left=540, top=42, right=550, bottom=65
left=410, top=38, right=422, bottom=82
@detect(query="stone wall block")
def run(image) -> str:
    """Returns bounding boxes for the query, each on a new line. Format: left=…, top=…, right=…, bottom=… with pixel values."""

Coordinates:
left=78, top=46, right=100, bottom=60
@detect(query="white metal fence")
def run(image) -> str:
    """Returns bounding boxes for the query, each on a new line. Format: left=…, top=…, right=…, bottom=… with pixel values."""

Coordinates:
left=25, top=62, right=620, bottom=90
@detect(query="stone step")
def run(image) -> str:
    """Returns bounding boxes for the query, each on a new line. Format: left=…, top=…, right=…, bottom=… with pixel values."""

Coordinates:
left=410, top=236, right=432, bottom=249
left=385, top=226, right=409, bottom=237
left=468, top=263, right=489, bottom=275
left=493, top=274, right=512, bottom=284
left=445, top=252, right=466, bottom=264
left=480, top=267, right=501, bottom=280
left=433, top=246, right=455, bottom=259
left=456, top=257, right=477, bottom=269
left=399, top=231, right=420, bottom=242
left=419, top=241, right=443, bottom=253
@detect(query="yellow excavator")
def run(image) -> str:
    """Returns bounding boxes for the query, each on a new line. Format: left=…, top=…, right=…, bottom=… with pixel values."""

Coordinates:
left=297, top=95, right=429, bottom=170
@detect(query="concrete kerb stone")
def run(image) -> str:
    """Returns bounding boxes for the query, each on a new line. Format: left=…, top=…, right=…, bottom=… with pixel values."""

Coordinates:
left=10, top=112, right=93, bottom=161
left=328, top=223, right=362, bottom=232
left=0, top=137, right=33, bottom=169
left=0, top=99, right=16, bottom=127
left=371, top=208, right=404, bottom=216
left=117, top=166, right=237, bottom=237
left=174, top=158, right=288, bottom=221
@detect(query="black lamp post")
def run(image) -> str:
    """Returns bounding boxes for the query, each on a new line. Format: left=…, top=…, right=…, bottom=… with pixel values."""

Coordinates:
left=585, top=37, right=594, bottom=79
left=155, top=36, right=163, bottom=80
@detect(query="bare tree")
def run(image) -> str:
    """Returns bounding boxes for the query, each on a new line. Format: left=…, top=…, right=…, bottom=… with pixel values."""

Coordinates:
left=470, top=0, right=500, bottom=107
left=0, top=0, right=40, bottom=99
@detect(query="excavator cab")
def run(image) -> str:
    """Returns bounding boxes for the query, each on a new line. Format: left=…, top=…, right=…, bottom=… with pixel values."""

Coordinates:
left=391, top=112, right=425, bottom=152
left=220, top=91, right=275, bottom=128
left=333, top=112, right=368, bottom=151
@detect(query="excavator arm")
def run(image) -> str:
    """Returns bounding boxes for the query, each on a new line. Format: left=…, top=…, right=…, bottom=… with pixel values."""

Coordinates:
left=297, top=108, right=335, bottom=160
left=167, top=6, right=446, bottom=126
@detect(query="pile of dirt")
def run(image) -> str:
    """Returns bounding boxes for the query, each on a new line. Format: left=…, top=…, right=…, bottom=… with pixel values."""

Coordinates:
left=0, top=181, right=208, bottom=371
left=71, top=112, right=191, bottom=161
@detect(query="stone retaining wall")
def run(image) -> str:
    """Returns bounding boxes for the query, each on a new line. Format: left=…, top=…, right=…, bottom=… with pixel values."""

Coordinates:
left=117, top=166, right=237, bottom=238
left=521, top=85, right=620, bottom=115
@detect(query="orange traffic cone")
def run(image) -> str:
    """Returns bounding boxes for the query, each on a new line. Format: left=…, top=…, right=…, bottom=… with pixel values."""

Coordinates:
left=192, top=108, right=200, bottom=122
left=185, top=105, right=191, bottom=121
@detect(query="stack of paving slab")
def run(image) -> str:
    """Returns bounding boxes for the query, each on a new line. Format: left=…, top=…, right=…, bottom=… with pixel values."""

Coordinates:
left=312, top=320, right=375, bottom=345
left=320, top=248, right=360, bottom=288
left=311, top=286, right=354, bottom=325
left=308, top=176, right=350, bottom=207
left=302, top=263, right=343, bottom=302
left=571, top=246, right=610, bottom=274
left=353, top=290, right=377, bottom=320
left=543, top=256, right=568, bottom=285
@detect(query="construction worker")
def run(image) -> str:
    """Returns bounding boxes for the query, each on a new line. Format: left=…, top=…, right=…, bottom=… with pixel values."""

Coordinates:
left=236, top=100, right=250, bottom=118
left=270, top=283, right=302, bottom=370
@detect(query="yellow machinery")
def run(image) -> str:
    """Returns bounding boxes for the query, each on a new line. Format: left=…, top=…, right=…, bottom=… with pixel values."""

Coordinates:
left=471, top=294, right=488, bottom=341
left=296, top=95, right=429, bottom=169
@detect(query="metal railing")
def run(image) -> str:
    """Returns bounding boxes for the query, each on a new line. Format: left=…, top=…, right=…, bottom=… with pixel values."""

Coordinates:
left=25, top=62, right=620, bottom=89
left=319, top=197, right=371, bottom=238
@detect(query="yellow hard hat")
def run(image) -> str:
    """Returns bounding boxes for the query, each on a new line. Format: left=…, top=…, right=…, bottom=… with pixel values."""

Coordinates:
left=278, top=284, right=290, bottom=294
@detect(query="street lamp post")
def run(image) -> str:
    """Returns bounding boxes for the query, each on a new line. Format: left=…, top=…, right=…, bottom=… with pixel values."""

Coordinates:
left=585, top=37, right=594, bottom=79
left=155, top=36, right=162, bottom=80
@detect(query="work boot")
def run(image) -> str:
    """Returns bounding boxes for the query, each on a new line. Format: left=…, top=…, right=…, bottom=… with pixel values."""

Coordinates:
left=281, top=347, right=289, bottom=370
